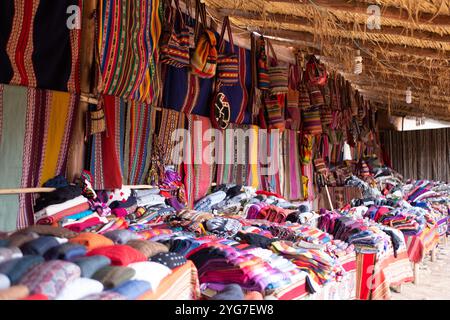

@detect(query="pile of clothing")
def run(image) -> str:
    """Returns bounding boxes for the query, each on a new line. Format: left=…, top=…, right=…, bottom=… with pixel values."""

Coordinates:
left=0, top=227, right=188, bottom=300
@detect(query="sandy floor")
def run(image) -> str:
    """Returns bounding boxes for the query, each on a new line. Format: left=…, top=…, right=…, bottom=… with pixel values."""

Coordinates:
left=391, top=237, right=450, bottom=300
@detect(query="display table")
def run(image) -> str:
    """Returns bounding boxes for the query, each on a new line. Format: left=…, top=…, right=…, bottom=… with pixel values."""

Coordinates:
left=139, top=261, right=200, bottom=300
left=355, top=248, right=413, bottom=300
left=404, top=225, right=440, bottom=284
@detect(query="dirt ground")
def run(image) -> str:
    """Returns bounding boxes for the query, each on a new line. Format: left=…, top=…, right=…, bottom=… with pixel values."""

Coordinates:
left=391, top=237, right=450, bottom=300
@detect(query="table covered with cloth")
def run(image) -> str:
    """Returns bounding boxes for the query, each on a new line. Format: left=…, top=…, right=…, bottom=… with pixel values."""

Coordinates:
left=265, top=251, right=357, bottom=300
left=138, top=260, right=200, bottom=300
left=404, top=225, right=440, bottom=263
left=355, top=248, right=413, bottom=300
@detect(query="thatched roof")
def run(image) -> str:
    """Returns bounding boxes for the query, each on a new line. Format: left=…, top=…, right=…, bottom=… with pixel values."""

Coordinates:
left=202, top=0, right=450, bottom=121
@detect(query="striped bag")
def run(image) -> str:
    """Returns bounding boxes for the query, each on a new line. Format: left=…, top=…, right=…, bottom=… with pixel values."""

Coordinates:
left=302, top=106, right=323, bottom=135
left=160, top=0, right=190, bottom=68
left=320, top=108, right=333, bottom=128
left=309, top=84, right=325, bottom=107
left=264, top=92, right=285, bottom=131
left=256, top=35, right=270, bottom=90
left=216, top=17, right=239, bottom=85
left=286, top=64, right=300, bottom=130
left=267, top=41, right=288, bottom=93
left=191, top=1, right=217, bottom=78
left=298, top=83, right=311, bottom=109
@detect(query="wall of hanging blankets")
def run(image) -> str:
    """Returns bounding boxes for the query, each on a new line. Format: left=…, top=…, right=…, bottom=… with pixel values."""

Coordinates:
left=0, top=0, right=449, bottom=301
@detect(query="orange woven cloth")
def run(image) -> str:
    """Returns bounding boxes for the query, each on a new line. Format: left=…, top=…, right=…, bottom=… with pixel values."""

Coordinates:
left=69, top=232, right=114, bottom=251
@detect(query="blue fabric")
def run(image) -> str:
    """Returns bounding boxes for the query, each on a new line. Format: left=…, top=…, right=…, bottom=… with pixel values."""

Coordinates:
left=73, top=255, right=111, bottom=278
left=0, top=255, right=44, bottom=284
left=20, top=236, right=61, bottom=256
left=43, top=243, right=87, bottom=261
left=111, top=280, right=151, bottom=300
left=162, top=24, right=252, bottom=124
left=60, top=210, right=95, bottom=223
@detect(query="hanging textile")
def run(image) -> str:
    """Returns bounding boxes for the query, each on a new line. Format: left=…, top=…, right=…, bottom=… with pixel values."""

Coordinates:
left=0, top=85, right=28, bottom=231
left=215, top=123, right=255, bottom=187
left=281, top=130, right=302, bottom=201
left=162, top=67, right=214, bottom=117
left=89, top=96, right=156, bottom=189
left=183, top=115, right=214, bottom=208
left=89, top=96, right=124, bottom=190
left=302, top=162, right=315, bottom=201
left=156, top=108, right=187, bottom=169
left=259, top=129, right=281, bottom=195
left=214, top=46, right=251, bottom=124
left=97, top=0, right=161, bottom=103
left=123, top=101, right=154, bottom=185
left=0, top=0, right=82, bottom=92
left=246, top=125, right=261, bottom=190
left=0, top=84, right=77, bottom=230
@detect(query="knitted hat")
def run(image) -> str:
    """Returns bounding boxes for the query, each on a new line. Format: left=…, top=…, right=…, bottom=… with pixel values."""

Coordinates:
left=69, top=232, right=114, bottom=251
left=0, top=255, right=45, bottom=285
left=0, top=247, right=22, bottom=263
left=14, top=225, right=78, bottom=239
left=126, top=240, right=169, bottom=259
left=0, top=285, right=30, bottom=300
left=72, top=255, right=111, bottom=278
left=211, top=284, right=244, bottom=300
left=104, top=230, right=140, bottom=245
left=20, top=236, right=61, bottom=256
left=6, top=232, right=39, bottom=248
left=43, top=243, right=87, bottom=261
left=87, top=245, right=147, bottom=266
left=19, top=260, right=81, bottom=299
left=150, top=252, right=187, bottom=269
left=92, top=266, right=136, bottom=289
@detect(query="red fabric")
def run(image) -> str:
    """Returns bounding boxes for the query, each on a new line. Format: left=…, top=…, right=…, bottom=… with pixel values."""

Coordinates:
left=101, top=95, right=123, bottom=189
left=22, top=294, right=49, bottom=300
left=37, top=202, right=90, bottom=225
left=64, top=217, right=103, bottom=232
left=87, top=244, right=147, bottom=266
left=255, top=190, right=285, bottom=199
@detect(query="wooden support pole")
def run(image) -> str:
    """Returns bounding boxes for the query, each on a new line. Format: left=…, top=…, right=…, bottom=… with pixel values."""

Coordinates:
left=66, top=0, right=98, bottom=183
left=430, top=246, right=437, bottom=262
left=324, top=185, right=334, bottom=211
left=413, top=262, right=420, bottom=285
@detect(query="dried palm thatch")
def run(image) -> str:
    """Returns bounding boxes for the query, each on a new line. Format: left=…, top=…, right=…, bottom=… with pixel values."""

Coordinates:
left=203, top=0, right=450, bottom=121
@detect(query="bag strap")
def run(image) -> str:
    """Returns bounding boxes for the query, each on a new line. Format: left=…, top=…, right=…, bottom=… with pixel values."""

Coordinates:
left=218, top=16, right=235, bottom=54
left=289, top=64, right=300, bottom=90
left=267, top=39, right=278, bottom=66
left=173, top=0, right=186, bottom=28
left=194, top=0, right=204, bottom=41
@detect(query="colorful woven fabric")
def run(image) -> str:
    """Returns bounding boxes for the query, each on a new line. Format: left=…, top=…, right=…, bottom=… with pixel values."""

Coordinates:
left=19, top=260, right=81, bottom=299
left=281, top=130, right=302, bottom=201
left=97, top=0, right=161, bottom=103
left=122, top=101, right=154, bottom=185
left=259, top=129, right=281, bottom=195
left=89, top=96, right=124, bottom=189
left=264, top=93, right=285, bottom=131
left=0, top=0, right=81, bottom=92
left=302, top=107, right=323, bottom=135
left=183, top=115, right=214, bottom=208
left=0, top=85, right=77, bottom=230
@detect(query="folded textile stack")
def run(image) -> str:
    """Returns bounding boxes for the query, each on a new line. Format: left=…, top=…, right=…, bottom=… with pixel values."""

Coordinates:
left=0, top=230, right=190, bottom=300
left=34, top=195, right=90, bottom=226
left=187, top=241, right=306, bottom=294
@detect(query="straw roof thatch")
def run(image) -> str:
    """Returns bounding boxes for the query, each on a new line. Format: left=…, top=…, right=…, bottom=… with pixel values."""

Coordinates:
left=202, top=0, right=450, bottom=121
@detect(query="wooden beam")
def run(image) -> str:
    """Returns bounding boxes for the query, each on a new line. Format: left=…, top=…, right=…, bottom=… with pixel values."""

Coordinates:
left=269, top=0, right=450, bottom=25
left=253, top=27, right=449, bottom=60
left=219, top=8, right=450, bottom=42
left=66, top=0, right=97, bottom=183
